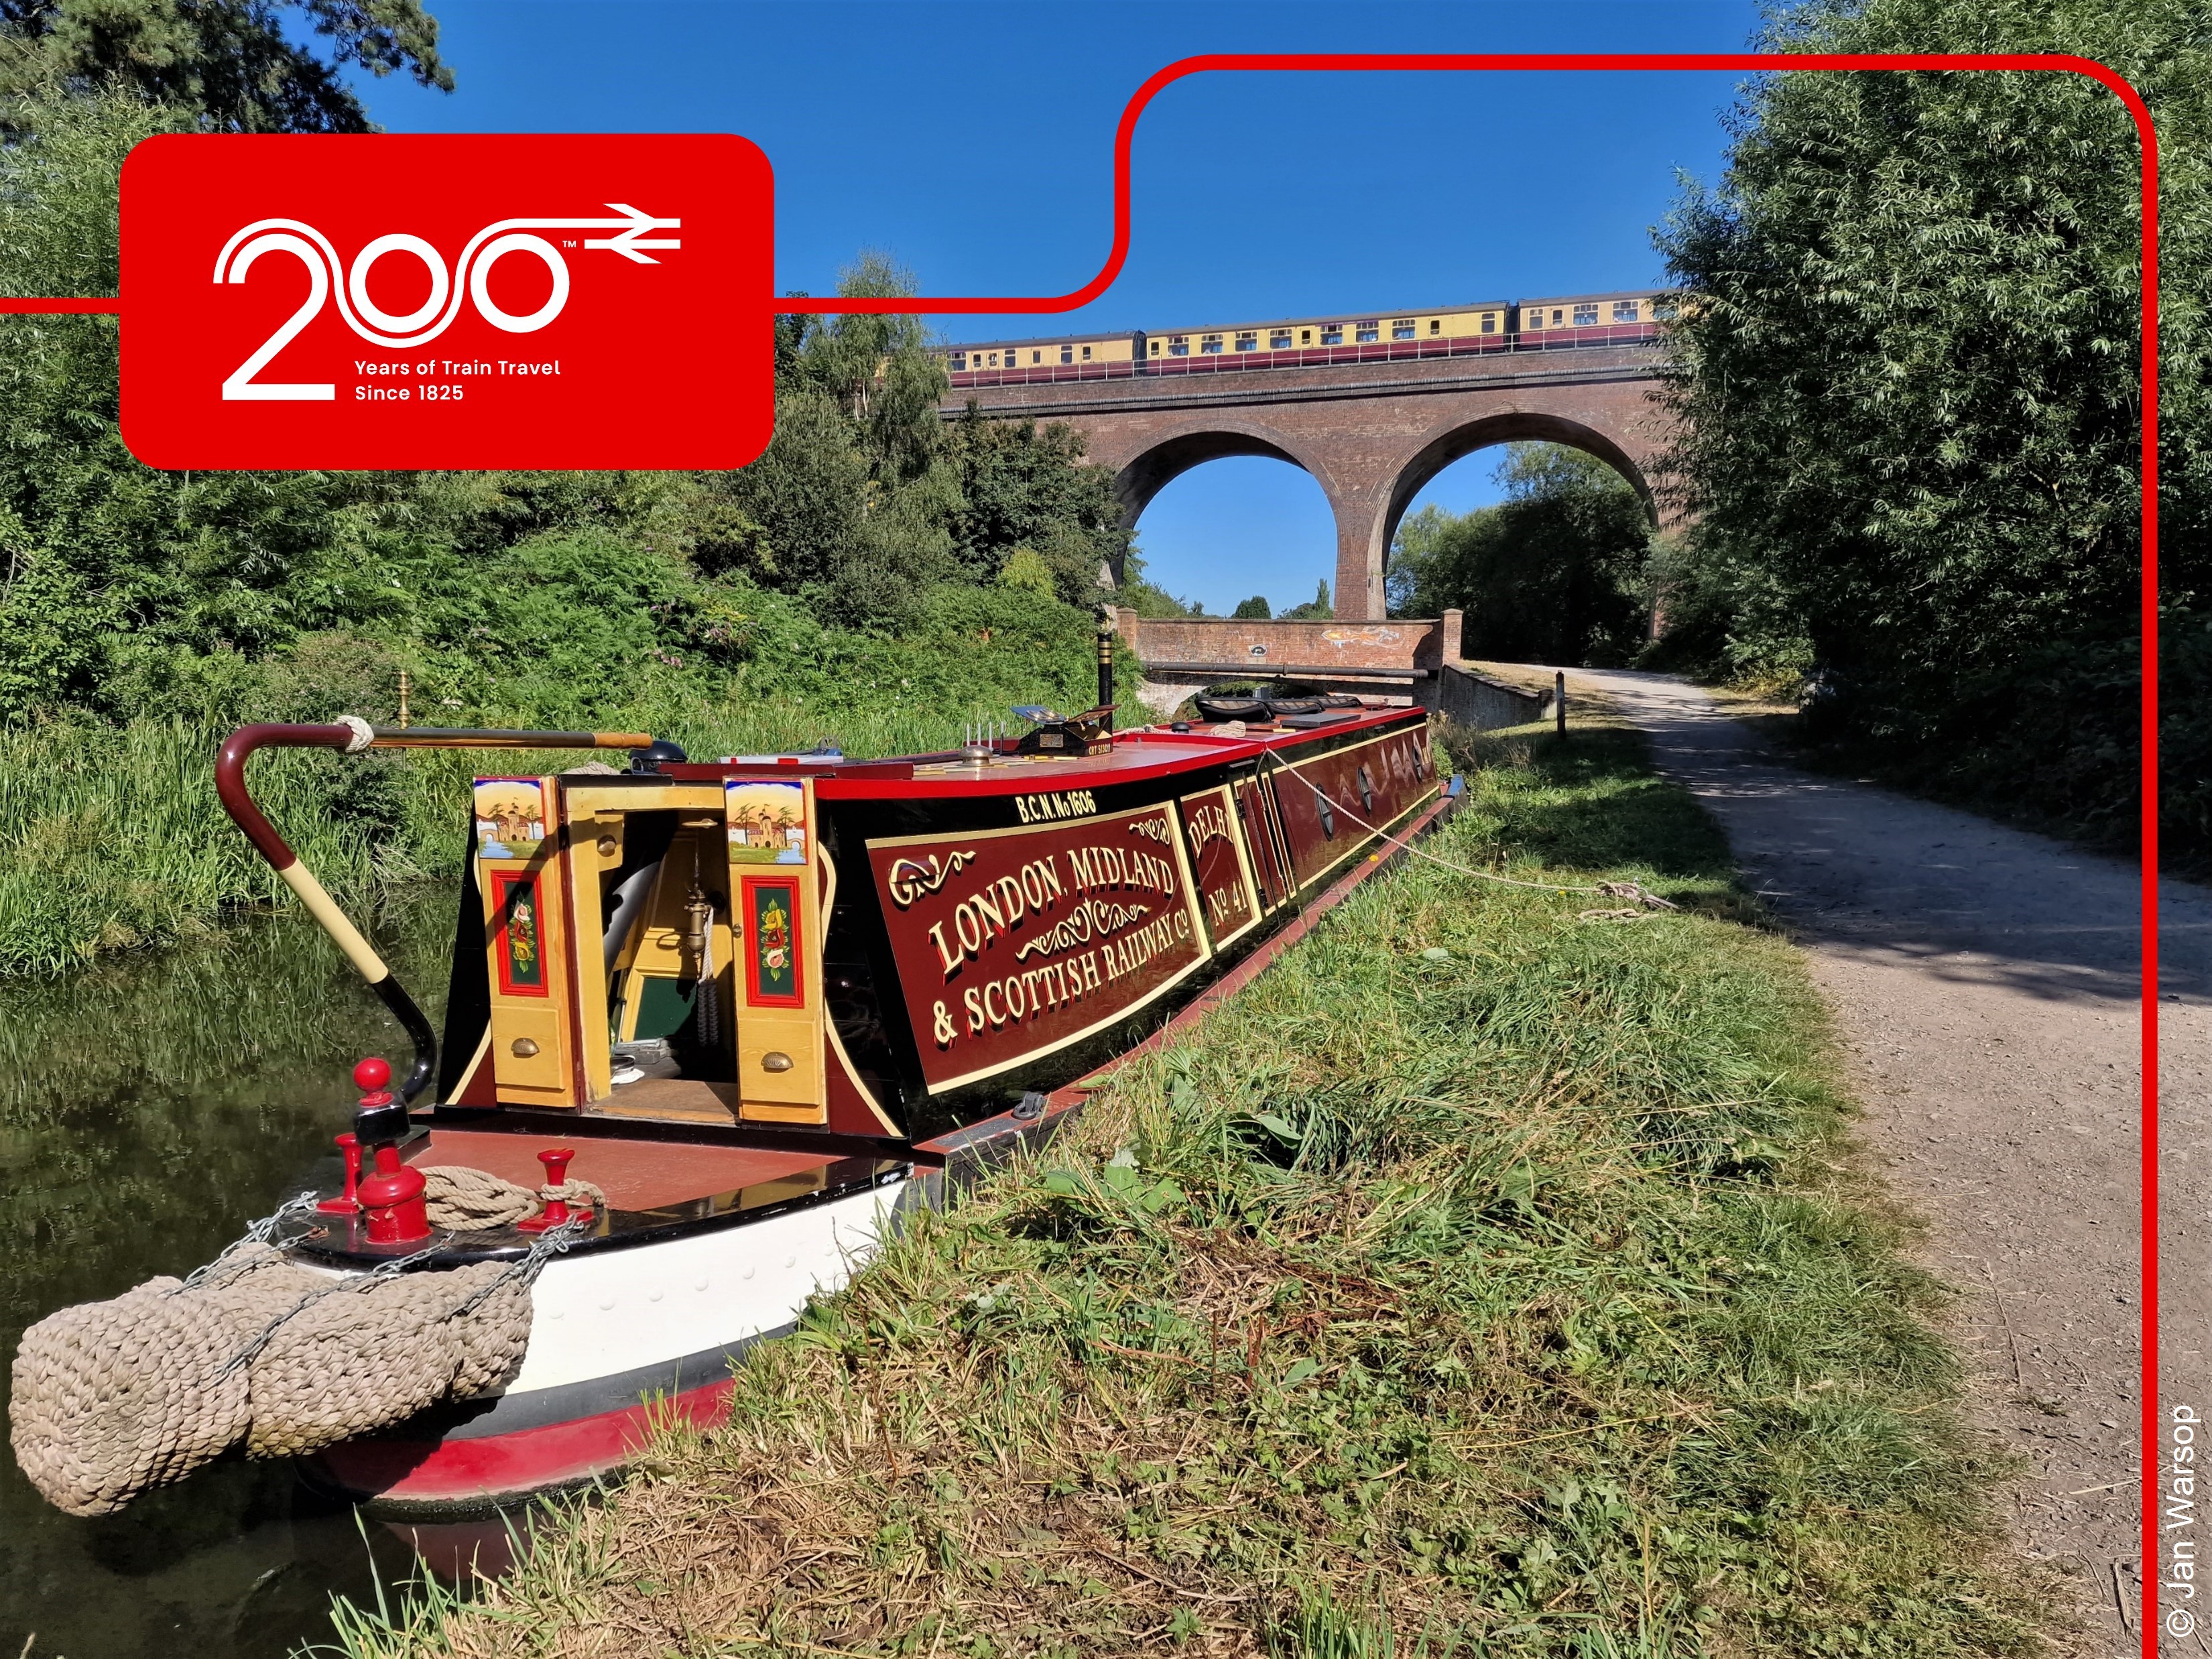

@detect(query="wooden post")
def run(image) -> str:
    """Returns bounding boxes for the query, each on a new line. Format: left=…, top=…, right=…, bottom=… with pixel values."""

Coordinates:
left=1554, top=670, right=1566, bottom=739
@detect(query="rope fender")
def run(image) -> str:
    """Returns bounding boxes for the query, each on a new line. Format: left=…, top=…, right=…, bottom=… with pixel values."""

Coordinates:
left=8, top=1166, right=597, bottom=1516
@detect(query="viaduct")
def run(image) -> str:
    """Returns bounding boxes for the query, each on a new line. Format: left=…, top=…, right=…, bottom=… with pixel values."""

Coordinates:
left=936, top=328, right=1678, bottom=623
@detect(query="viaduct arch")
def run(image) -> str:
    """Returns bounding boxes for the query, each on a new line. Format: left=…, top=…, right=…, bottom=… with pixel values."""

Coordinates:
left=940, top=343, right=1677, bottom=621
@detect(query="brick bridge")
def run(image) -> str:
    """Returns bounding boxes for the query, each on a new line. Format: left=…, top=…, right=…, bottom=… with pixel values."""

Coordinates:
left=938, top=339, right=1676, bottom=621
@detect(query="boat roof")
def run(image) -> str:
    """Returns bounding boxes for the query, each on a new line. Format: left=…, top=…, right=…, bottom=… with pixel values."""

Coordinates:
left=651, top=705, right=1424, bottom=802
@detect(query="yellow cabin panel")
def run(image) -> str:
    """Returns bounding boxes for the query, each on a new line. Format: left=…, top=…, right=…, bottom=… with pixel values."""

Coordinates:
left=473, top=772, right=582, bottom=1109
left=725, top=776, right=828, bottom=1125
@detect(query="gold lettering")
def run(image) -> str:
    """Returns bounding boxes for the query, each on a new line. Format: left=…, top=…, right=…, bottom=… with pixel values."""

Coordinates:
left=928, top=922, right=963, bottom=977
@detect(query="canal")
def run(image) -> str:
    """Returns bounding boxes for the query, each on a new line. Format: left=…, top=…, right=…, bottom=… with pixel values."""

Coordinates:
left=0, top=893, right=463, bottom=1658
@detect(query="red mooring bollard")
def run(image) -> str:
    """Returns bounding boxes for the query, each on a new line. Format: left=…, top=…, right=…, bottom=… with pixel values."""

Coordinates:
left=316, top=1131, right=362, bottom=1215
left=350, top=1056, right=430, bottom=1243
left=517, top=1147, right=593, bottom=1233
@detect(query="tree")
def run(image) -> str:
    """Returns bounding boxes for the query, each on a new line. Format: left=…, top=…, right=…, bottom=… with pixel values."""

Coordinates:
left=1653, top=0, right=2209, bottom=848
left=1386, top=445, right=1650, bottom=664
left=996, top=546, right=1056, bottom=599
left=1231, top=595, right=1271, bottom=619
left=2, top=0, right=453, bottom=133
left=1281, top=579, right=1331, bottom=621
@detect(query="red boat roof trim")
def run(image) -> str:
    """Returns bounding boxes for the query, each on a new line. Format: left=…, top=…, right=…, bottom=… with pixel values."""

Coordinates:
left=653, top=709, right=1422, bottom=800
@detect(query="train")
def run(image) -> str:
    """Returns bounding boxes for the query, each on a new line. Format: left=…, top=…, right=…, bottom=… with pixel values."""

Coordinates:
left=936, top=291, right=1676, bottom=389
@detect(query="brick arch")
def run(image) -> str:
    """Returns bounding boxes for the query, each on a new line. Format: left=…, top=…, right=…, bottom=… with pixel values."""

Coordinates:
left=1095, top=419, right=1338, bottom=587
left=1373, top=411, right=1663, bottom=588
left=942, top=340, right=1676, bottom=619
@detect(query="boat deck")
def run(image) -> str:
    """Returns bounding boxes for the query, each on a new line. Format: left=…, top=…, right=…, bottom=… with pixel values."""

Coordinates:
left=408, top=1128, right=834, bottom=1212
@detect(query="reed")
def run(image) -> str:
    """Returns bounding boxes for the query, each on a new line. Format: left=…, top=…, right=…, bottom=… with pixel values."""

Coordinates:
left=310, top=720, right=2052, bottom=1659
left=0, top=692, right=1053, bottom=979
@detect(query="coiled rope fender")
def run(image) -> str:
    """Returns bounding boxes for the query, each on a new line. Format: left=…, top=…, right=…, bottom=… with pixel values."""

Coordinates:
left=9, top=1168, right=590, bottom=1517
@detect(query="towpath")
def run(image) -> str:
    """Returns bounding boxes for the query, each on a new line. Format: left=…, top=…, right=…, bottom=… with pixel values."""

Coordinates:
left=1553, top=669, right=2206, bottom=1658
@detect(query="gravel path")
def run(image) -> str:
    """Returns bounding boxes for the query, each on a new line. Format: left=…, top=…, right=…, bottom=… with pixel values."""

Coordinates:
left=1560, top=669, right=2206, bottom=1658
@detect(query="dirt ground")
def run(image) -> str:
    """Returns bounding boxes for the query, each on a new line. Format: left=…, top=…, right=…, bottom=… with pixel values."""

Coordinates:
left=1557, top=669, right=2207, bottom=1658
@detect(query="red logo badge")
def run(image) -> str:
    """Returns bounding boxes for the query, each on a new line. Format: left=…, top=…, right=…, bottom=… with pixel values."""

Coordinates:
left=119, top=133, right=772, bottom=470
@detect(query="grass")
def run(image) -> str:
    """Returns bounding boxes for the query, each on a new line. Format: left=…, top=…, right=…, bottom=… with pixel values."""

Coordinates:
left=0, top=693, right=1072, bottom=977
left=308, top=720, right=2052, bottom=1659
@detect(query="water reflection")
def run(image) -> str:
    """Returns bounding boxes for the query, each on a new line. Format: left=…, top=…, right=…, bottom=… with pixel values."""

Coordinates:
left=0, top=890, right=474, bottom=1659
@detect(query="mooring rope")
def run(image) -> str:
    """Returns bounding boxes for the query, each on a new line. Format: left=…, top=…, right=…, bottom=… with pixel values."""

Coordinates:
left=9, top=1165, right=599, bottom=1516
left=1269, top=759, right=1680, bottom=913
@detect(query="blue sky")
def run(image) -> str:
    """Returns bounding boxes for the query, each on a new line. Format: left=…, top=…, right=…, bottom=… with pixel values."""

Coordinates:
left=357, top=2, right=1764, bottom=615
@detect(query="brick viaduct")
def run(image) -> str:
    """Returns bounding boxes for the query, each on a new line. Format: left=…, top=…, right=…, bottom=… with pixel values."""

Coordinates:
left=938, top=342, right=1677, bottom=622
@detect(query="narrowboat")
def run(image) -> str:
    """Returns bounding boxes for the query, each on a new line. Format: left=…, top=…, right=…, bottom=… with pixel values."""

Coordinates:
left=27, top=694, right=1450, bottom=1520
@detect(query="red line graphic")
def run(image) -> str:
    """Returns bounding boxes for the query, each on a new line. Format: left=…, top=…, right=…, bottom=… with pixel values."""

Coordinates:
left=0, top=54, right=2164, bottom=1648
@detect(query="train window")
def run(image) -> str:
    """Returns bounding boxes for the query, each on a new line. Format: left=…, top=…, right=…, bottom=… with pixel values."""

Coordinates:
left=1574, top=304, right=1599, bottom=326
left=1429, top=319, right=1442, bottom=334
left=1480, top=314, right=1496, bottom=334
left=1235, top=331, right=1257, bottom=351
left=1060, top=345, right=1073, bottom=363
left=1169, top=336, right=1189, bottom=356
left=1392, top=319, right=1416, bottom=340
left=950, top=353, right=967, bottom=371
left=1082, top=345, right=1093, bottom=360
left=1653, top=299, right=1679, bottom=321
left=1613, top=301, right=1639, bottom=322
left=1030, top=351, right=1041, bottom=364
left=1355, top=322, right=1379, bottom=343
left=1524, top=311, right=1542, bottom=329
left=1551, top=309, right=1565, bottom=325
left=1271, top=330, right=1292, bottom=349
left=1150, top=340, right=1163, bottom=355
left=1301, top=328, right=1314, bottom=345
left=1201, top=334, right=1224, bottom=353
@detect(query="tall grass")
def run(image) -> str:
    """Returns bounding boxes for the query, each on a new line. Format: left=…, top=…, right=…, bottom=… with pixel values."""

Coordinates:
left=0, top=690, right=1072, bottom=978
left=311, top=723, right=2050, bottom=1659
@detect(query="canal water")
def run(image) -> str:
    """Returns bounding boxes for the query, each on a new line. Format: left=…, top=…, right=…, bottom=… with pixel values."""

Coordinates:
left=0, top=893, right=465, bottom=1659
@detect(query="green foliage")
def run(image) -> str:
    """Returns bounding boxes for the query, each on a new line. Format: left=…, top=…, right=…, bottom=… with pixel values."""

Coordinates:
left=1115, top=542, right=1207, bottom=617
left=1282, top=577, right=1333, bottom=620
left=1232, top=594, right=1273, bottom=619
left=1, top=0, right=452, bottom=133
left=1389, top=445, right=1652, bottom=664
left=326, top=724, right=2042, bottom=1658
left=995, top=544, right=1056, bottom=599
left=0, top=88, right=1147, bottom=968
left=1652, top=0, right=2209, bottom=856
